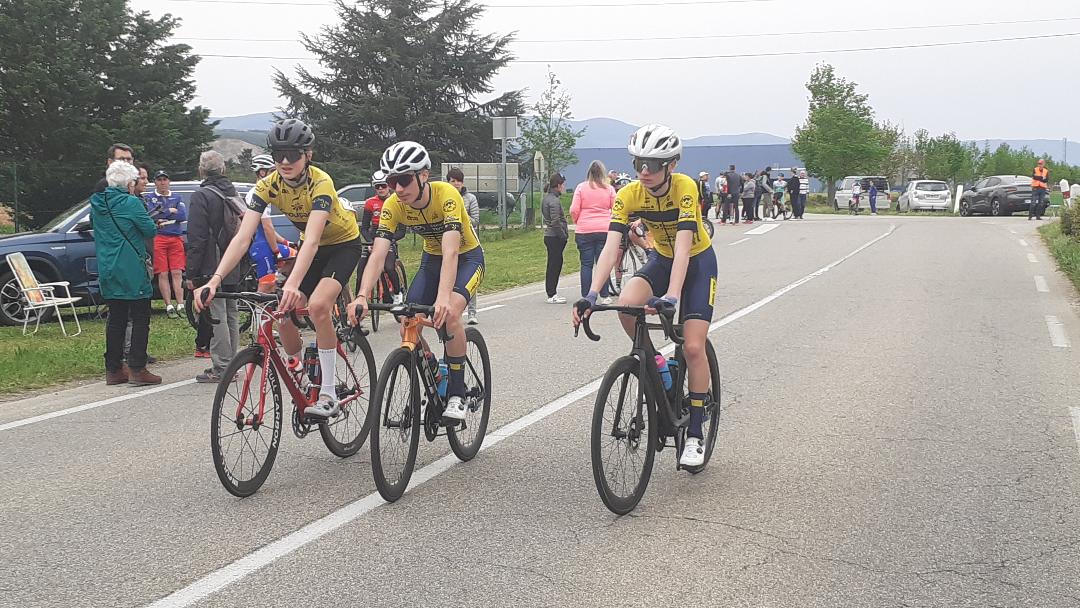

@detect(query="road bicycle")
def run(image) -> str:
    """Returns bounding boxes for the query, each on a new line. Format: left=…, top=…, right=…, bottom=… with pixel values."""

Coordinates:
left=770, top=196, right=793, bottom=220
left=366, top=302, right=491, bottom=502
left=184, top=263, right=260, bottom=333
left=575, top=303, right=722, bottom=515
left=205, top=291, right=377, bottom=497
left=607, top=231, right=649, bottom=297
left=849, top=195, right=861, bottom=215
left=359, top=242, right=409, bottom=333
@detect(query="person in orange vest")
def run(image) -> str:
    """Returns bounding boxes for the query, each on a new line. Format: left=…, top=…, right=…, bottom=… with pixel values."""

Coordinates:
left=1029, top=159, right=1050, bottom=220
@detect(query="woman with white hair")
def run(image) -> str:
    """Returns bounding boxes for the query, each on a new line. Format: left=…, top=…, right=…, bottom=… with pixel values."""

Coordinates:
left=90, top=160, right=160, bottom=386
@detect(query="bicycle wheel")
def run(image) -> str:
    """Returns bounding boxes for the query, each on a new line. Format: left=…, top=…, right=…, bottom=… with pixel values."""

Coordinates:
left=782, top=205, right=793, bottom=220
left=591, top=355, right=657, bottom=515
left=210, top=345, right=283, bottom=497
left=369, top=285, right=381, bottom=333
left=447, top=327, right=492, bottom=461
left=702, top=217, right=714, bottom=238
left=184, top=290, right=198, bottom=330
left=319, top=328, right=377, bottom=457
left=368, top=347, right=421, bottom=502
left=608, top=245, right=643, bottom=296
left=680, top=341, right=723, bottom=474
left=395, top=259, right=409, bottom=294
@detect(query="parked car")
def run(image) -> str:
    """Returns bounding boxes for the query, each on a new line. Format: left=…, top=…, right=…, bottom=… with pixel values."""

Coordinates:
left=897, top=180, right=952, bottom=212
left=958, top=175, right=1032, bottom=217
left=833, top=176, right=891, bottom=211
left=0, top=181, right=302, bottom=327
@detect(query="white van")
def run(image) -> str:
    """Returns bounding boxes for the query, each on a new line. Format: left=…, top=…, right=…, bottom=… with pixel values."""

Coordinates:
left=834, top=176, right=890, bottom=211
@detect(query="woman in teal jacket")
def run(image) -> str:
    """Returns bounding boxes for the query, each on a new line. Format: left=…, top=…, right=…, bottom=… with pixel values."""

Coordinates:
left=90, top=161, right=160, bottom=386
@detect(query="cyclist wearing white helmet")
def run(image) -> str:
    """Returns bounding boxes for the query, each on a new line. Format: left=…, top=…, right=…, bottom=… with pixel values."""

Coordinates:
left=613, top=172, right=632, bottom=191
left=245, top=154, right=292, bottom=294
left=348, top=141, right=484, bottom=422
left=357, top=169, right=403, bottom=302
left=197, top=119, right=363, bottom=419
left=572, top=123, right=718, bottom=468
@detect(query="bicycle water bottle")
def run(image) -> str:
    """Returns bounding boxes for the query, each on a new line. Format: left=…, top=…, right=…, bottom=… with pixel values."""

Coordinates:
left=666, top=358, right=679, bottom=387
left=304, top=343, right=319, bottom=383
left=437, top=358, right=449, bottom=398
left=654, top=354, right=672, bottom=391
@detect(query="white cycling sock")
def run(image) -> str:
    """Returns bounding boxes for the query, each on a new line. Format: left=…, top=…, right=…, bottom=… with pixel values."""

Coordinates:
left=318, top=347, right=336, bottom=399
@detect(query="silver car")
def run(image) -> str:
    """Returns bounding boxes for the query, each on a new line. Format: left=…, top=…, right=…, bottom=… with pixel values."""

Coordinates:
left=898, top=180, right=952, bottom=212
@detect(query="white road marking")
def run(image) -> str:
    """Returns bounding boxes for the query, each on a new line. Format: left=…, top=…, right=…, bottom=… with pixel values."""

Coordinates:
left=1028, top=253, right=1039, bottom=263
left=1070, top=408, right=1080, bottom=460
left=1009, top=229, right=1017, bottom=234
left=729, top=238, right=751, bottom=246
left=744, top=223, right=780, bottom=235
left=463, top=305, right=504, bottom=316
left=1034, top=276, right=1049, bottom=293
left=1046, top=316, right=1071, bottom=348
left=1019, top=239, right=1030, bottom=247
left=143, top=225, right=898, bottom=608
left=0, top=380, right=197, bottom=433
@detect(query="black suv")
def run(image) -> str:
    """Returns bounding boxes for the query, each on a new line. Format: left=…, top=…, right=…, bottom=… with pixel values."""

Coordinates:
left=0, top=181, right=301, bottom=326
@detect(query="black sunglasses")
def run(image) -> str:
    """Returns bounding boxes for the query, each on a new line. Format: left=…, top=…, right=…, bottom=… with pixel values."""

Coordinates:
left=386, top=172, right=417, bottom=189
left=374, top=183, right=389, bottom=189
left=270, top=149, right=305, bottom=164
left=632, top=157, right=673, bottom=174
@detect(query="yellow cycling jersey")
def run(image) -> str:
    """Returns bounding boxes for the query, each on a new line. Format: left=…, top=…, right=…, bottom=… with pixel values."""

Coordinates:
left=248, top=166, right=360, bottom=246
left=610, top=172, right=712, bottom=257
left=376, top=181, right=480, bottom=255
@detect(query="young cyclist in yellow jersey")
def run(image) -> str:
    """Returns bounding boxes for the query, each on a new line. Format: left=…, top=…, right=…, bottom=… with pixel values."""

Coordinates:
left=572, top=124, right=718, bottom=467
left=348, top=141, right=485, bottom=421
left=195, top=119, right=364, bottom=419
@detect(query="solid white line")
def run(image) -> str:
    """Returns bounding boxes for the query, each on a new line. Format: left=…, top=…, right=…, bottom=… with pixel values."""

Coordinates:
left=1069, top=407, right=1080, bottom=460
left=1034, top=275, right=1050, bottom=293
left=744, top=223, right=780, bottom=236
left=729, top=238, right=751, bottom=246
left=1046, top=316, right=1071, bottom=348
left=463, top=304, right=505, bottom=316
left=1019, top=239, right=1030, bottom=247
left=0, top=380, right=198, bottom=433
left=143, top=225, right=897, bottom=608
left=1028, top=253, right=1039, bottom=263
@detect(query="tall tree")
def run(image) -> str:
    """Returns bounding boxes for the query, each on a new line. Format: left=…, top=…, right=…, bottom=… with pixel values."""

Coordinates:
left=519, top=68, right=585, bottom=175
left=792, top=64, right=888, bottom=205
left=0, top=0, right=214, bottom=225
left=275, top=0, right=524, bottom=182
left=917, top=132, right=979, bottom=187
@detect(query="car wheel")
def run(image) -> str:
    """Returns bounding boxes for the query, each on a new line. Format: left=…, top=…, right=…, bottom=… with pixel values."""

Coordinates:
left=990, top=198, right=1005, bottom=216
left=0, top=271, right=51, bottom=327
left=959, top=200, right=971, bottom=217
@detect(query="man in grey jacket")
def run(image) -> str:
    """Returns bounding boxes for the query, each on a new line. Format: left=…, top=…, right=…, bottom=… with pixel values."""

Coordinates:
left=448, top=168, right=481, bottom=324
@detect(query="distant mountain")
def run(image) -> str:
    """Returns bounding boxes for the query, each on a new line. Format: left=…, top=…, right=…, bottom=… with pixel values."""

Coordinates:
left=568, top=117, right=789, bottom=148
left=210, top=112, right=276, bottom=131
left=964, top=139, right=1079, bottom=163
left=210, top=138, right=265, bottom=161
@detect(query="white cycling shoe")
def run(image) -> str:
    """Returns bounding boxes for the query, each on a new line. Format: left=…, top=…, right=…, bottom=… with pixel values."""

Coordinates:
left=442, top=395, right=467, bottom=421
left=306, top=394, right=341, bottom=419
left=680, top=437, right=705, bottom=467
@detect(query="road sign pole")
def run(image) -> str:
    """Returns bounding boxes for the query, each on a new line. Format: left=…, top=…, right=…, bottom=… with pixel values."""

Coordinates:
left=499, top=138, right=508, bottom=230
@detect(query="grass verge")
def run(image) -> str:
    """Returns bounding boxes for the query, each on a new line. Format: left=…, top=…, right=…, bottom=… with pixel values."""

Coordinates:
left=804, top=204, right=957, bottom=217
left=1038, top=221, right=1080, bottom=294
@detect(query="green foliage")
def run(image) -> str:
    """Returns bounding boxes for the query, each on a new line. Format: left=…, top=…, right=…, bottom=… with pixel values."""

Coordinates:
left=275, top=0, right=525, bottom=173
left=805, top=63, right=872, bottom=119
left=0, top=0, right=215, bottom=226
left=916, top=130, right=979, bottom=186
left=519, top=68, right=585, bottom=174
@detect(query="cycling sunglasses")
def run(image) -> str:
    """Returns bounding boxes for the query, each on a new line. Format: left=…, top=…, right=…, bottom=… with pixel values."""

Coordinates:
left=387, top=172, right=418, bottom=189
left=270, top=149, right=305, bottom=164
left=632, top=157, right=674, bottom=174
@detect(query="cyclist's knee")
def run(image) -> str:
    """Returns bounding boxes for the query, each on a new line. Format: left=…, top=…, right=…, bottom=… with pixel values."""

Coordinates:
left=307, top=296, right=334, bottom=321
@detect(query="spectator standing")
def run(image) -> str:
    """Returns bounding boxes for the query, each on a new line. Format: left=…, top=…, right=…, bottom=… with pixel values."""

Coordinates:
left=714, top=173, right=727, bottom=222
left=799, top=169, right=809, bottom=216
left=608, top=169, right=618, bottom=187
left=851, top=179, right=862, bottom=213
left=91, top=161, right=160, bottom=386
left=541, top=173, right=568, bottom=304
left=186, top=151, right=245, bottom=383
left=868, top=181, right=879, bottom=215
left=740, top=172, right=756, bottom=224
left=787, top=172, right=803, bottom=218
left=94, top=144, right=134, bottom=193
left=143, top=170, right=187, bottom=318
left=1030, top=159, right=1050, bottom=220
left=725, top=165, right=743, bottom=224
left=570, top=160, right=615, bottom=302
left=755, top=168, right=773, bottom=220
left=698, top=171, right=712, bottom=220
left=447, top=169, right=481, bottom=325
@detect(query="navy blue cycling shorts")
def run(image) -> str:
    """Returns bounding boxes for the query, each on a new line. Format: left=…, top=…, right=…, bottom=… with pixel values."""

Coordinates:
left=633, top=247, right=718, bottom=322
left=407, top=247, right=485, bottom=306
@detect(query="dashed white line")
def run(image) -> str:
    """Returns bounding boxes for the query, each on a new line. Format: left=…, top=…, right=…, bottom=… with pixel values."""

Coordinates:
left=744, top=223, right=780, bottom=235
left=1009, top=229, right=1018, bottom=234
left=463, top=304, right=504, bottom=316
left=1046, top=316, right=1071, bottom=348
left=1028, top=253, right=1039, bottom=263
left=144, top=225, right=898, bottom=608
left=1019, top=239, right=1030, bottom=247
left=729, top=238, right=751, bottom=246
left=1034, top=276, right=1049, bottom=293
left=1069, top=407, right=1080, bottom=460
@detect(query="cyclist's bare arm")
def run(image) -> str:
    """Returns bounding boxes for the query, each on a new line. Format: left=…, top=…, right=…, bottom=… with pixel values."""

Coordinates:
left=348, top=237, right=390, bottom=325
left=664, top=231, right=693, bottom=301
left=261, top=216, right=283, bottom=249
left=434, top=230, right=462, bottom=328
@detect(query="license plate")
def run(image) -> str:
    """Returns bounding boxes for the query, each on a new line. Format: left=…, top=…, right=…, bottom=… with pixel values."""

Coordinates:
left=1025, top=199, right=1031, bottom=205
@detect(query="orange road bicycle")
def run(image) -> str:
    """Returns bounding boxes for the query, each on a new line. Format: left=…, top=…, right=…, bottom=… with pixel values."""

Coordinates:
left=365, top=302, right=492, bottom=502
left=204, top=291, right=377, bottom=497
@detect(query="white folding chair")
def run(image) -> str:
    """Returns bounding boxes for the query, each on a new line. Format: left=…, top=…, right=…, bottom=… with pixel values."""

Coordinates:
left=4, top=252, right=82, bottom=336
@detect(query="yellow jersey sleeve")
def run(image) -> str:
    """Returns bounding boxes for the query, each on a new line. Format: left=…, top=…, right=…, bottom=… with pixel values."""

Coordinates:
left=374, top=196, right=401, bottom=240
left=309, top=172, right=336, bottom=213
left=609, top=189, right=632, bottom=232
left=437, top=186, right=466, bottom=233
left=248, top=176, right=271, bottom=213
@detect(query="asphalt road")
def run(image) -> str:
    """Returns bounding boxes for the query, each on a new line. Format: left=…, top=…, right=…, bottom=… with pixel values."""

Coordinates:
left=3, top=213, right=1080, bottom=607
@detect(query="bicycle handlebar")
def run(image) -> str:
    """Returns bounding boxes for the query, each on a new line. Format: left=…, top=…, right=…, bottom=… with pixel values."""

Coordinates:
left=367, top=302, right=453, bottom=343
left=574, top=302, right=684, bottom=345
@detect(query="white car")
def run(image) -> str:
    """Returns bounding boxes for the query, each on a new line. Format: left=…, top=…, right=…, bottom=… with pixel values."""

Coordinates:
left=898, top=180, right=952, bottom=212
left=834, top=176, right=890, bottom=210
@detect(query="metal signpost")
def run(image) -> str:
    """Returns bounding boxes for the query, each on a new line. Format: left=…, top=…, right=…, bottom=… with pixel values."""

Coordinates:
left=492, top=116, right=519, bottom=230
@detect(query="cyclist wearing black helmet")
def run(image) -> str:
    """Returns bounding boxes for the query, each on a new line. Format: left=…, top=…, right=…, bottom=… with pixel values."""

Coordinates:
left=196, top=118, right=363, bottom=419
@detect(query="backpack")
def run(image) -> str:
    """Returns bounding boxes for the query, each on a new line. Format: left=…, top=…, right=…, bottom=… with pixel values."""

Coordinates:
left=203, top=185, right=245, bottom=254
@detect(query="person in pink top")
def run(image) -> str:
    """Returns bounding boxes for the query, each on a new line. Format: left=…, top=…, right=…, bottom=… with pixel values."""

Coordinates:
left=570, top=160, right=616, bottom=301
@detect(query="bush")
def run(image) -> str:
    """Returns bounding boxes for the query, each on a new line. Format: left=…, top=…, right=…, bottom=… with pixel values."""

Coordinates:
left=1061, top=202, right=1080, bottom=237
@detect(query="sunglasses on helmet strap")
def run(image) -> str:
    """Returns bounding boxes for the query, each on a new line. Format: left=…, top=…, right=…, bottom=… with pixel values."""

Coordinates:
left=270, top=149, right=305, bottom=164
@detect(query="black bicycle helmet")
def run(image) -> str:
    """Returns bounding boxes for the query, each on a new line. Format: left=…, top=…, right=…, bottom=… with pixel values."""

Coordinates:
left=267, top=118, right=315, bottom=150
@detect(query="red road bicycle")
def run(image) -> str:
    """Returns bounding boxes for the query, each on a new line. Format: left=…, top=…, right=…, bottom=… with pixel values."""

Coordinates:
left=205, top=291, right=377, bottom=497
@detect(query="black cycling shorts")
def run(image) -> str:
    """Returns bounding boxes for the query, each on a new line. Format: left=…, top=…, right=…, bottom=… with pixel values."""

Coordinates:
left=407, top=247, right=485, bottom=306
left=297, top=236, right=364, bottom=297
left=633, top=247, right=718, bottom=322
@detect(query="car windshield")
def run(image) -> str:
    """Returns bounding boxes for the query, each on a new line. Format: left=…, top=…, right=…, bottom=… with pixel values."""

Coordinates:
left=40, top=200, right=89, bottom=232
left=916, top=182, right=948, bottom=191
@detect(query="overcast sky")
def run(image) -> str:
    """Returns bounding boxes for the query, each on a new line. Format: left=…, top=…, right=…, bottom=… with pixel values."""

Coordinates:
left=132, top=0, right=1080, bottom=142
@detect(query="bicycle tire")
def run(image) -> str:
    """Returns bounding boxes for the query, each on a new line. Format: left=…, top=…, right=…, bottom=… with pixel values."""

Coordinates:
left=591, top=355, right=657, bottom=515
left=782, top=205, right=793, bottom=220
left=318, top=328, right=377, bottom=457
left=185, top=290, right=198, bottom=330
left=702, top=218, right=714, bottom=238
left=608, top=244, right=645, bottom=296
left=681, top=340, right=722, bottom=474
left=369, top=284, right=381, bottom=333
left=210, top=345, right=283, bottom=497
left=395, top=259, right=409, bottom=295
left=447, top=327, right=492, bottom=461
left=368, top=347, right=421, bottom=502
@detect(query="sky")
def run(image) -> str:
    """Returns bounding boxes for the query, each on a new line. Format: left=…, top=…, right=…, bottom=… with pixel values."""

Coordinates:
left=131, top=0, right=1080, bottom=142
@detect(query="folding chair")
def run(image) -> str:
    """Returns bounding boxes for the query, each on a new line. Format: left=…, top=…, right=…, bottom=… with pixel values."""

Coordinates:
left=4, top=252, right=82, bottom=336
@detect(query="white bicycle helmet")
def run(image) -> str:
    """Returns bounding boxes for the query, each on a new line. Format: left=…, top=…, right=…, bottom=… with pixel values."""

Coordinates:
left=251, top=154, right=275, bottom=172
left=380, top=141, right=431, bottom=175
left=627, top=124, right=682, bottom=160
left=372, top=170, right=388, bottom=186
